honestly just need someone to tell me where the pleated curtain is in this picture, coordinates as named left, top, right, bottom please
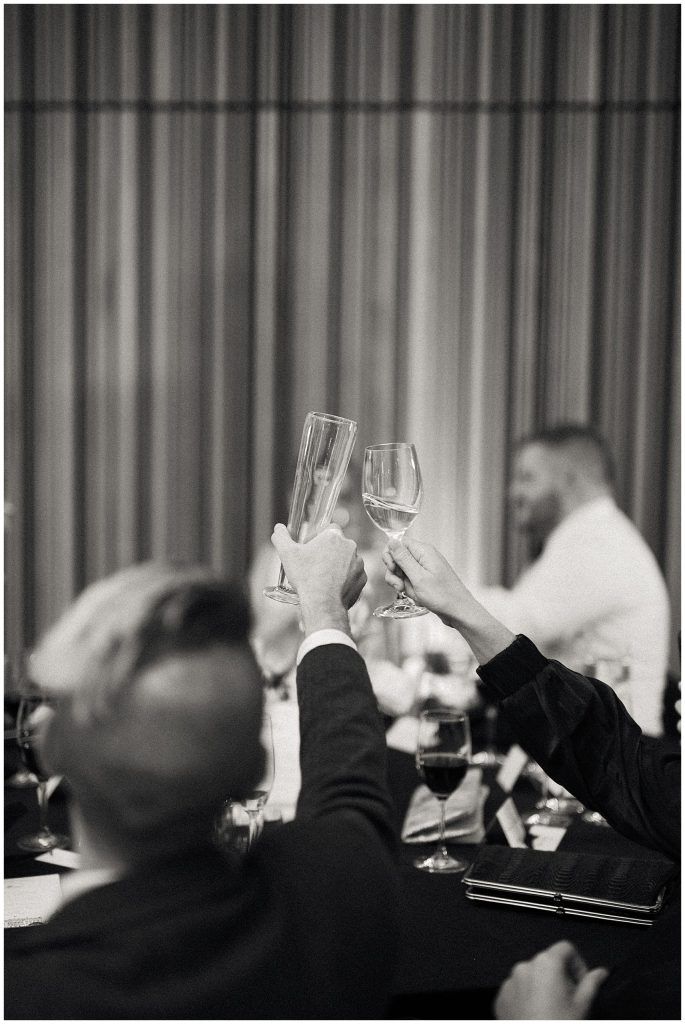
left=4, top=4, right=680, bottom=664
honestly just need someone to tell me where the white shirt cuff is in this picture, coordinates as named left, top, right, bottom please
left=296, top=629, right=358, bottom=665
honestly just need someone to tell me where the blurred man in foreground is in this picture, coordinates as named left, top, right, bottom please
left=384, top=536, right=679, bottom=1020
left=475, top=423, right=670, bottom=735
left=5, top=528, right=399, bottom=1019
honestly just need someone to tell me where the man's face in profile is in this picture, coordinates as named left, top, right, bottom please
left=509, top=443, right=563, bottom=539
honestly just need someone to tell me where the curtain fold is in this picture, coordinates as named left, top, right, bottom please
left=4, top=4, right=680, bottom=666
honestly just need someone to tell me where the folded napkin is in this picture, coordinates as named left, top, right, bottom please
left=402, top=767, right=487, bottom=844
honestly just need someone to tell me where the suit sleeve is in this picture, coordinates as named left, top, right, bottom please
left=478, top=635, right=680, bottom=861
left=295, top=643, right=396, bottom=856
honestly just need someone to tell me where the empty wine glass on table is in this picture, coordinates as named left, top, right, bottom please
left=524, top=766, right=573, bottom=828
left=580, top=655, right=632, bottom=827
left=15, top=696, right=68, bottom=853
left=362, top=442, right=428, bottom=619
left=240, top=713, right=275, bottom=851
left=414, top=709, right=472, bottom=873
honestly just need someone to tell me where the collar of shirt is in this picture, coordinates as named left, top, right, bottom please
left=296, top=629, right=357, bottom=665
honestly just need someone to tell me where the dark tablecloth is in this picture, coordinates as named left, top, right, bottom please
left=4, top=740, right=677, bottom=1019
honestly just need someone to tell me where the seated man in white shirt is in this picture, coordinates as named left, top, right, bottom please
left=474, top=423, right=670, bottom=736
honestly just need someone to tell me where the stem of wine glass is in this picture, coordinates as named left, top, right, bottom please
left=536, top=770, right=550, bottom=810
left=246, top=809, right=264, bottom=850
left=437, top=797, right=449, bottom=859
left=36, top=780, right=51, bottom=836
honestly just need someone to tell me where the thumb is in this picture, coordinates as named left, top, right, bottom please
left=387, top=539, right=422, bottom=576
left=271, top=522, right=295, bottom=551
left=573, top=967, right=609, bottom=1013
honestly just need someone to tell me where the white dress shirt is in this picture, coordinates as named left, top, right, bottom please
left=474, top=496, right=670, bottom=736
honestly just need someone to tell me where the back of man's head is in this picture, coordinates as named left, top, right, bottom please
left=30, top=563, right=264, bottom=862
left=520, top=423, right=615, bottom=490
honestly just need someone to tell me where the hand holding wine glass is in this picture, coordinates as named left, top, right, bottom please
left=414, top=709, right=472, bottom=873
left=15, top=695, right=68, bottom=853
left=362, top=443, right=428, bottom=618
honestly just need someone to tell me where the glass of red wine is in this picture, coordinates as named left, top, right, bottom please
left=15, top=696, right=68, bottom=853
left=414, top=709, right=472, bottom=873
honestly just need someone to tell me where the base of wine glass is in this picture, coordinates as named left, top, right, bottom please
left=263, top=585, right=299, bottom=605
left=17, top=830, right=69, bottom=853
left=525, top=808, right=572, bottom=828
left=471, top=749, right=504, bottom=768
left=414, top=848, right=468, bottom=873
left=374, top=598, right=429, bottom=619
left=6, top=768, right=38, bottom=789
left=581, top=810, right=610, bottom=827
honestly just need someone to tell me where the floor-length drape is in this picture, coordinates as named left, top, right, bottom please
left=5, top=4, right=680, bottom=667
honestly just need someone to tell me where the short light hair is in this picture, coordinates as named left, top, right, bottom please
left=31, top=563, right=262, bottom=858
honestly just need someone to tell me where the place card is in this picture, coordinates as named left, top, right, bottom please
left=4, top=874, right=62, bottom=928
left=529, top=824, right=566, bottom=851
left=36, top=848, right=81, bottom=869
left=496, top=744, right=529, bottom=794
left=495, top=796, right=528, bottom=848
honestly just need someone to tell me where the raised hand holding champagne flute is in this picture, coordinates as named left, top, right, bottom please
left=362, top=443, right=428, bottom=618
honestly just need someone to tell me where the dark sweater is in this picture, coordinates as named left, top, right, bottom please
left=478, top=634, right=680, bottom=1020
left=5, top=644, right=400, bottom=1019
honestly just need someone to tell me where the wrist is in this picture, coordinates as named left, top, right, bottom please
left=298, top=594, right=351, bottom=638
left=440, top=594, right=515, bottom=664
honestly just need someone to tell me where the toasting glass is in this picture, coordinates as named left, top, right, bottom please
left=362, top=442, right=428, bottom=618
left=414, top=709, right=472, bottom=873
left=265, top=412, right=358, bottom=604
left=15, top=696, right=68, bottom=852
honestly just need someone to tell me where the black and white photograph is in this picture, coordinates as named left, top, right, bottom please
left=4, top=4, right=681, bottom=1020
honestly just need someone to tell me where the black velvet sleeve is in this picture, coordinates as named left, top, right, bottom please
left=478, top=635, right=680, bottom=862
left=295, top=643, right=397, bottom=856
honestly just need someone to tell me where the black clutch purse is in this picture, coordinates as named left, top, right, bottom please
left=462, top=846, right=675, bottom=926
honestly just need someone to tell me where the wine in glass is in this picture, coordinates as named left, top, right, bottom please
left=414, top=709, right=472, bottom=873
left=15, top=696, right=68, bottom=853
left=239, top=713, right=275, bottom=851
left=362, top=442, right=429, bottom=618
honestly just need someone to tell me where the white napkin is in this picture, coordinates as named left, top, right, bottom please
left=4, top=874, right=62, bottom=927
left=402, top=767, right=487, bottom=844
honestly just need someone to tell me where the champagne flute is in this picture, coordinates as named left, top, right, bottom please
left=239, top=713, right=275, bottom=850
left=265, top=412, right=357, bottom=604
left=414, top=709, right=472, bottom=873
left=362, top=443, right=428, bottom=618
left=15, top=696, right=68, bottom=852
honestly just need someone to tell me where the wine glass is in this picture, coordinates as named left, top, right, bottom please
left=362, top=443, right=429, bottom=618
left=265, top=412, right=357, bottom=604
left=580, top=655, right=632, bottom=827
left=15, top=696, right=68, bottom=853
left=239, top=713, right=275, bottom=850
left=414, top=709, right=472, bottom=873
left=524, top=767, right=573, bottom=828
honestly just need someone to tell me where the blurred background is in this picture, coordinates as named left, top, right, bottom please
left=4, top=4, right=680, bottom=666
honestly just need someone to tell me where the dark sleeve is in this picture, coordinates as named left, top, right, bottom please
left=477, top=635, right=680, bottom=861
left=295, top=643, right=397, bottom=856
